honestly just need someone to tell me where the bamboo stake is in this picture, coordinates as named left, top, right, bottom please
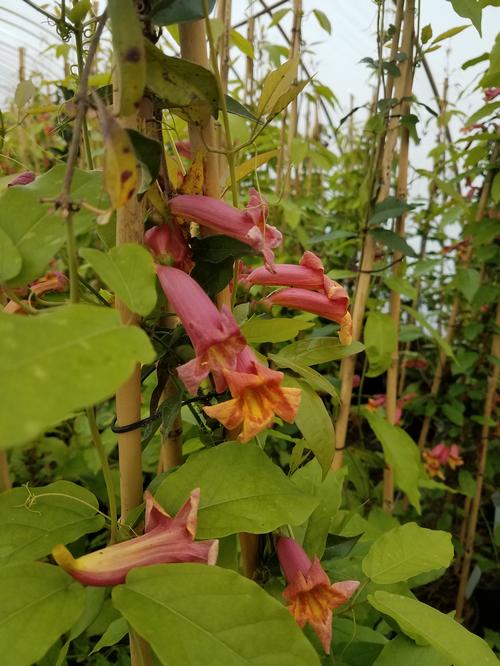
left=332, top=0, right=405, bottom=471
left=245, top=16, right=255, bottom=106
left=383, top=0, right=415, bottom=513
left=456, top=299, right=500, bottom=620
left=283, top=0, right=302, bottom=196
left=417, top=142, right=500, bottom=451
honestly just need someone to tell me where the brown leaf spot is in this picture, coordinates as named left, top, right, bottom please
left=121, top=170, right=133, bottom=183
left=125, top=47, right=142, bottom=63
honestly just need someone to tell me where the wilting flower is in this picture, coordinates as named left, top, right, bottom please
left=144, top=223, right=194, bottom=273
left=169, top=189, right=282, bottom=269
left=156, top=265, right=246, bottom=393
left=52, top=489, right=218, bottom=586
left=276, top=536, right=359, bottom=653
left=30, top=270, right=68, bottom=297
left=266, top=288, right=352, bottom=344
left=204, top=346, right=301, bottom=442
left=8, top=171, right=36, bottom=187
left=423, top=442, right=464, bottom=479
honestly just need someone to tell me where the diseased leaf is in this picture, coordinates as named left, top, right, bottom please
left=108, top=0, right=146, bottom=115
left=257, top=57, right=299, bottom=117
left=95, top=97, right=139, bottom=209
left=113, top=564, right=320, bottom=665
left=156, top=442, right=318, bottom=538
left=145, top=41, right=219, bottom=122
left=80, top=244, right=157, bottom=316
left=0, top=563, right=85, bottom=666
left=0, top=304, right=155, bottom=448
left=270, top=80, right=310, bottom=116
left=0, top=481, right=104, bottom=566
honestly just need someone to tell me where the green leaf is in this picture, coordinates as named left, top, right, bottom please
left=368, top=591, right=497, bottom=666
left=279, top=337, right=365, bottom=365
left=431, top=25, right=469, bottom=44
left=461, top=52, right=488, bottom=69
left=108, top=0, right=146, bottom=116
left=0, top=481, right=104, bottom=566
left=369, top=196, right=412, bottom=226
left=0, top=304, right=155, bottom=448
left=269, top=353, right=339, bottom=401
left=126, top=129, right=162, bottom=193
left=191, top=234, right=256, bottom=263
left=113, top=564, right=320, bottom=665
left=374, top=635, right=450, bottom=666
left=80, top=244, right=157, bottom=316
left=257, top=57, right=299, bottom=117
left=90, top=617, right=128, bottom=654
left=155, top=442, right=318, bottom=538
left=0, top=166, right=106, bottom=286
left=370, top=229, right=418, bottom=258
left=363, top=410, right=421, bottom=512
left=364, top=312, right=398, bottom=377
left=454, top=267, right=481, bottom=302
left=14, top=80, right=36, bottom=108
left=403, top=306, right=454, bottom=358
left=225, top=94, right=260, bottom=123
left=313, top=9, right=332, bottom=34
left=0, top=226, right=22, bottom=282
left=421, top=24, right=433, bottom=43
left=383, top=275, right=417, bottom=299
left=362, top=523, right=453, bottom=584
left=151, top=0, right=216, bottom=25
left=288, top=377, right=336, bottom=478
left=449, top=0, right=482, bottom=35
left=145, top=41, right=219, bottom=122
left=442, top=403, right=464, bottom=425
left=191, top=257, right=234, bottom=297
left=492, top=171, right=500, bottom=203
left=0, top=563, right=85, bottom=666
left=231, top=29, right=254, bottom=58
left=293, top=460, right=347, bottom=559
left=241, top=317, right=313, bottom=343
left=334, top=617, right=388, bottom=664
left=480, top=33, right=500, bottom=86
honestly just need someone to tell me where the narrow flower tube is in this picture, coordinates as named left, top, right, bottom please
left=52, top=489, right=218, bottom=586
left=203, top=346, right=301, bottom=442
left=169, top=188, right=282, bottom=269
left=243, top=251, right=328, bottom=290
left=276, top=536, right=359, bottom=653
left=156, top=265, right=246, bottom=393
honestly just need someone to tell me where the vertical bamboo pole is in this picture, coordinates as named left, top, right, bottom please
left=456, top=300, right=500, bottom=620
left=332, top=0, right=405, bottom=471
left=383, top=0, right=415, bottom=513
left=245, top=16, right=255, bottom=106
left=283, top=0, right=302, bottom=196
left=417, top=142, right=500, bottom=451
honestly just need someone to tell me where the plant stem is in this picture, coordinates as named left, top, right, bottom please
left=75, top=28, right=94, bottom=170
left=86, top=407, right=118, bottom=544
left=66, top=214, right=80, bottom=304
left=283, top=0, right=302, bottom=197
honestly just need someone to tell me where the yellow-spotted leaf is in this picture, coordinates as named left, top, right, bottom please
left=179, top=150, right=205, bottom=195
left=95, top=97, right=139, bottom=209
left=256, top=57, right=299, bottom=117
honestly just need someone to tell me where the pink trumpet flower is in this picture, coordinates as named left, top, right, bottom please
left=156, top=265, right=246, bottom=393
left=169, top=188, right=282, bottom=269
left=243, top=251, right=339, bottom=294
left=52, top=489, right=218, bottom=586
left=30, top=270, right=68, bottom=297
left=266, top=287, right=352, bottom=345
left=144, top=223, right=194, bottom=273
left=276, top=537, right=359, bottom=653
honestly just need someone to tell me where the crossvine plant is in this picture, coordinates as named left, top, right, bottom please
left=0, top=0, right=499, bottom=665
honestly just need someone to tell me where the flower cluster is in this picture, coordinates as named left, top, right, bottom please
left=423, top=442, right=464, bottom=479
left=365, top=392, right=415, bottom=425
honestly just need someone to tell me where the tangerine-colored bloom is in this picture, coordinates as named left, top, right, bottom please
left=169, top=189, right=282, bottom=269
left=144, top=223, right=194, bottom=273
left=156, top=265, right=246, bottom=393
left=203, top=346, right=301, bottom=442
left=30, top=270, right=68, bottom=297
left=52, top=489, right=218, bottom=586
left=276, top=536, right=359, bottom=653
